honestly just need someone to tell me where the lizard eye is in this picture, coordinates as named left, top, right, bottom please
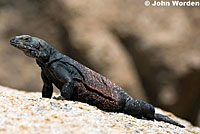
left=23, top=37, right=30, bottom=41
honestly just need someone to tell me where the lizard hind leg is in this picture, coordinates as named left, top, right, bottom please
left=123, top=99, right=155, bottom=120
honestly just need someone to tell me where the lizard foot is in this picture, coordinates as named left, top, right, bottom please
left=53, top=95, right=66, bottom=100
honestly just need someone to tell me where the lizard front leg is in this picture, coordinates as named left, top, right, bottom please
left=41, top=71, right=53, bottom=98
left=58, top=79, right=73, bottom=100
left=51, top=62, right=74, bottom=100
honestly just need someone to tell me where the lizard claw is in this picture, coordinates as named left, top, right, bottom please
left=53, top=95, right=66, bottom=100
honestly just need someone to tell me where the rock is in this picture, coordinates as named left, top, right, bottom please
left=0, top=85, right=199, bottom=134
left=0, top=0, right=200, bottom=126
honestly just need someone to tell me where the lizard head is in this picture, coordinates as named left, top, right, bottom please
left=10, top=35, right=52, bottom=60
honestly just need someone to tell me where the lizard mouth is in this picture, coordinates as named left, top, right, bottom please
left=10, top=37, right=27, bottom=49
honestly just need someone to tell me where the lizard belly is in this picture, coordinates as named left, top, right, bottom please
left=71, top=81, right=124, bottom=111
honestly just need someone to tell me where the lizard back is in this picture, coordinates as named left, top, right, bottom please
left=60, top=55, right=129, bottom=110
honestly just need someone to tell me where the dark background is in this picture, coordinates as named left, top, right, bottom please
left=0, top=0, right=199, bottom=126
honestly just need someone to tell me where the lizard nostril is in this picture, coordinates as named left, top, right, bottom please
left=10, top=37, right=16, bottom=45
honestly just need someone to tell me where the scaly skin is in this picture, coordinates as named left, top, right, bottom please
left=10, top=35, right=185, bottom=128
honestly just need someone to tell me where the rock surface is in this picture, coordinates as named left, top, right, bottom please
left=0, top=0, right=200, bottom=125
left=0, top=85, right=199, bottom=134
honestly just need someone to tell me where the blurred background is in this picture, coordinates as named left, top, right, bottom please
left=0, top=0, right=200, bottom=126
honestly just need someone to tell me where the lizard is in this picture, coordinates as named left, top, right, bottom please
left=10, top=35, right=185, bottom=128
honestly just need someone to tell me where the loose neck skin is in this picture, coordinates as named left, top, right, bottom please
left=36, top=45, right=60, bottom=67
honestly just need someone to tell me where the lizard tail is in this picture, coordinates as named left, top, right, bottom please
left=154, top=113, right=185, bottom=128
